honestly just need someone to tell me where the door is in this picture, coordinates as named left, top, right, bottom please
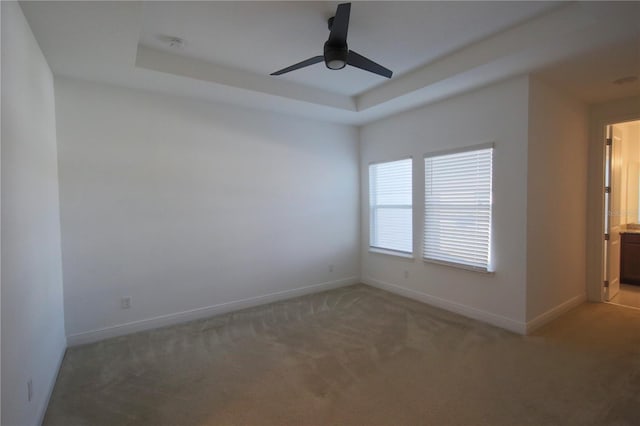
left=605, top=126, right=622, bottom=301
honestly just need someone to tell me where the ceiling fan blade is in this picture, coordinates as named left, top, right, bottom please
left=328, top=3, right=351, bottom=44
left=270, top=56, right=324, bottom=76
left=347, top=50, right=393, bottom=78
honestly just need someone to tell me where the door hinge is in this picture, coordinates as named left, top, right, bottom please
left=604, top=280, right=609, bottom=288
left=606, top=137, right=613, bottom=146
left=604, top=233, right=610, bottom=241
left=605, top=186, right=611, bottom=193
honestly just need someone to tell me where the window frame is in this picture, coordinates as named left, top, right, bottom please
left=423, top=143, right=494, bottom=273
left=368, top=157, right=414, bottom=258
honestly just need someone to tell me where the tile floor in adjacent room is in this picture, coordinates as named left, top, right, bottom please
left=609, top=283, right=640, bottom=309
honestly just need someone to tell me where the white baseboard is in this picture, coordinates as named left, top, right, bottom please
left=67, top=277, right=359, bottom=346
left=525, top=293, right=586, bottom=334
left=38, top=340, right=67, bottom=426
left=363, top=277, right=527, bottom=334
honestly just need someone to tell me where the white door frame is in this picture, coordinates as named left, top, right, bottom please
left=604, top=124, right=623, bottom=301
left=587, top=105, right=640, bottom=302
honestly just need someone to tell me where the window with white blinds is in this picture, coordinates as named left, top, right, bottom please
left=369, top=158, right=413, bottom=255
left=424, top=146, right=493, bottom=271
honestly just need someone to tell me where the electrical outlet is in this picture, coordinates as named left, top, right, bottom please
left=121, top=296, right=132, bottom=309
left=404, top=270, right=409, bottom=279
left=27, top=379, right=33, bottom=402
left=329, top=264, right=334, bottom=273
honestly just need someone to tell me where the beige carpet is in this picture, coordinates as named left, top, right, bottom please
left=44, top=284, right=640, bottom=426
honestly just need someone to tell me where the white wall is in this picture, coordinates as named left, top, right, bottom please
left=360, top=76, right=530, bottom=332
left=54, top=77, right=360, bottom=344
left=613, top=120, right=640, bottom=225
left=587, top=96, right=640, bottom=301
left=526, top=78, right=588, bottom=327
left=1, top=2, right=67, bottom=425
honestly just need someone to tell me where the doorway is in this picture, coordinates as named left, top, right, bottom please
left=604, top=119, right=640, bottom=309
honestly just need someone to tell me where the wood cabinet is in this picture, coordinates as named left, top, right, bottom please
left=621, top=232, right=640, bottom=285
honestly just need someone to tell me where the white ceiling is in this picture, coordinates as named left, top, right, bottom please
left=139, top=1, right=557, bottom=96
left=19, top=1, right=640, bottom=125
left=535, top=35, right=640, bottom=104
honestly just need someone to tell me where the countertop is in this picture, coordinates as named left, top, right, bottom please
left=620, top=227, right=640, bottom=234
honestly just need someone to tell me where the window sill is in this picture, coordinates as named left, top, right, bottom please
left=368, top=247, right=414, bottom=260
left=423, top=258, right=495, bottom=274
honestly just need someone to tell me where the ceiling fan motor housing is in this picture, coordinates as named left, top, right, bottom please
left=324, top=41, right=348, bottom=70
left=271, top=3, right=392, bottom=78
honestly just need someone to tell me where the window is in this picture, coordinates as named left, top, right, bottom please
left=369, top=158, right=413, bottom=255
left=424, top=146, right=493, bottom=271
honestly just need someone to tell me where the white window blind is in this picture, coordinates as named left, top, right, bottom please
left=424, top=147, right=493, bottom=271
left=369, top=158, right=413, bottom=254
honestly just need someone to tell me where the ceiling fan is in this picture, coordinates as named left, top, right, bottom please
left=271, top=3, right=393, bottom=79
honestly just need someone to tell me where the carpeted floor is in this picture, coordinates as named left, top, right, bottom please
left=44, top=284, right=640, bottom=426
